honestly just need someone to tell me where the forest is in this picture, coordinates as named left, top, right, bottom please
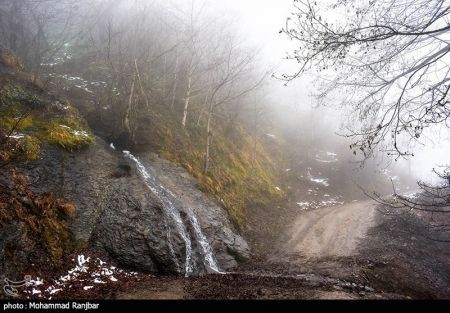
left=0, top=0, right=449, bottom=302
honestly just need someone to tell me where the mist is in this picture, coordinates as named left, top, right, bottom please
left=0, top=0, right=449, bottom=301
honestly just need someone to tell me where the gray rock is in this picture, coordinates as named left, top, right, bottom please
left=18, top=138, right=249, bottom=275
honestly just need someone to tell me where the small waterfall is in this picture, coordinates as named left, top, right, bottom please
left=187, top=207, right=221, bottom=272
left=123, top=151, right=220, bottom=275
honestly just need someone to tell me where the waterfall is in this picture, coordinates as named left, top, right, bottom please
left=123, top=151, right=220, bottom=275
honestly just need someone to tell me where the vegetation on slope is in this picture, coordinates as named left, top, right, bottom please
left=0, top=169, right=77, bottom=267
left=0, top=51, right=92, bottom=276
left=0, top=82, right=94, bottom=160
left=146, top=105, right=283, bottom=226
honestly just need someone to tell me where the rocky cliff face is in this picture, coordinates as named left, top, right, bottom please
left=19, top=139, right=249, bottom=275
left=0, top=50, right=249, bottom=281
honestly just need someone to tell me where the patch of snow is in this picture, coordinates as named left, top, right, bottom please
left=315, top=150, right=339, bottom=163
left=9, top=133, right=25, bottom=140
left=110, top=143, right=116, bottom=150
left=309, top=177, right=330, bottom=187
left=265, top=133, right=276, bottom=139
left=101, top=268, right=113, bottom=276
left=30, top=278, right=44, bottom=286
left=23, top=255, right=137, bottom=299
left=78, top=255, right=89, bottom=267
left=296, top=196, right=344, bottom=211
left=72, top=130, right=89, bottom=137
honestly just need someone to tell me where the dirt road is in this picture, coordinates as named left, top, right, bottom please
left=282, top=200, right=377, bottom=259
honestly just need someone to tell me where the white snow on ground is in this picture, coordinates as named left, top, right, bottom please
left=307, top=171, right=330, bottom=187
left=110, top=143, right=116, bottom=150
left=296, top=197, right=344, bottom=211
left=48, top=74, right=108, bottom=95
left=30, top=278, right=44, bottom=286
left=22, top=255, right=138, bottom=298
left=309, top=177, right=330, bottom=187
left=72, top=130, right=89, bottom=137
left=265, top=133, right=276, bottom=138
left=58, top=125, right=90, bottom=138
left=9, top=133, right=25, bottom=140
left=315, top=151, right=339, bottom=163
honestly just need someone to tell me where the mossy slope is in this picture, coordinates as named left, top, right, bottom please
left=0, top=69, right=94, bottom=163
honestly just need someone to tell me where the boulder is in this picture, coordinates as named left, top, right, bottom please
left=19, top=138, right=249, bottom=274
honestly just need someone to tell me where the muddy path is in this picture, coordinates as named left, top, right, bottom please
left=112, top=199, right=448, bottom=300
left=278, top=200, right=377, bottom=259
left=264, top=198, right=450, bottom=299
left=115, top=272, right=394, bottom=300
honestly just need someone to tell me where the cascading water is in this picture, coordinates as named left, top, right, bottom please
left=123, top=151, right=220, bottom=275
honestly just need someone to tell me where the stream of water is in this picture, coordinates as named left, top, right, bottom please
left=123, top=151, right=220, bottom=275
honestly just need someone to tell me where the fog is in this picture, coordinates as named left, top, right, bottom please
left=2, top=0, right=449, bottom=183
left=1, top=0, right=449, bottom=297
left=189, top=0, right=450, bottom=184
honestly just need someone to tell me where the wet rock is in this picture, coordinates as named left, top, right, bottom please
left=18, top=138, right=249, bottom=275
left=142, top=152, right=250, bottom=270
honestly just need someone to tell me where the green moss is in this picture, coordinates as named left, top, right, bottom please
left=38, top=120, right=94, bottom=151
left=0, top=115, right=33, bottom=131
left=21, top=136, right=41, bottom=160
left=41, top=217, right=75, bottom=265
left=0, top=82, right=94, bottom=154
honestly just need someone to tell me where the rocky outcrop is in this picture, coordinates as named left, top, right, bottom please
left=142, top=152, right=250, bottom=269
left=20, top=138, right=249, bottom=274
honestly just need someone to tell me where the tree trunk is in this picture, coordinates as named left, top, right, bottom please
left=124, top=73, right=136, bottom=141
left=182, top=75, right=192, bottom=128
left=170, top=55, right=178, bottom=110
left=134, top=59, right=149, bottom=108
left=204, top=108, right=213, bottom=174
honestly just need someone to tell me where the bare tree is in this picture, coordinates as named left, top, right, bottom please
left=281, top=0, right=450, bottom=160
left=0, top=0, right=86, bottom=71
left=281, top=0, right=450, bottom=226
left=203, top=41, right=266, bottom=173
